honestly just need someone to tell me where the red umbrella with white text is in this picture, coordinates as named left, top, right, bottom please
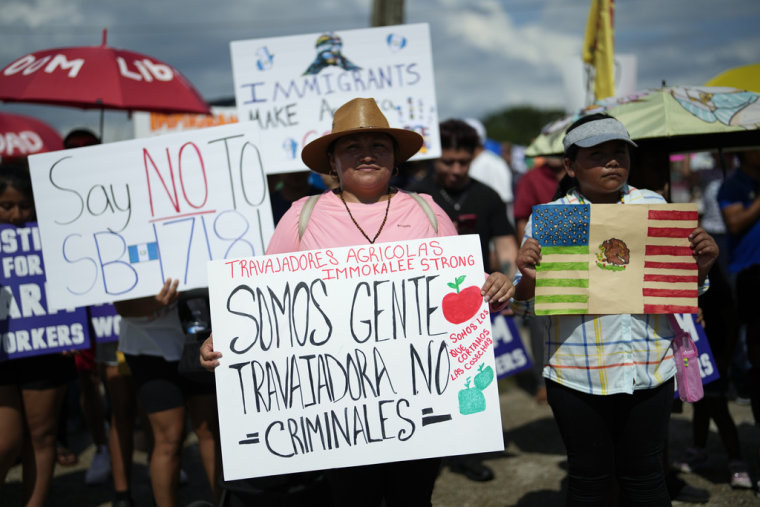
left=0, top=30, right=210, bottom=137
left=0, top=111, right=63, bottom=160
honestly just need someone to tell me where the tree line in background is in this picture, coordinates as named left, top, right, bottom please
left=482, top=105, right=566, bottom=146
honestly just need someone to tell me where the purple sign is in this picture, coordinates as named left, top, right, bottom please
left=1, top=223, right=91, bottom=360
left=88, top=303, right=121, bottom=343
left=491, top=313, right=532, bottom=379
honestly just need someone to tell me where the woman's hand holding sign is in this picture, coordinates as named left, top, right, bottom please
left=200, top=334, right=221, bottom=371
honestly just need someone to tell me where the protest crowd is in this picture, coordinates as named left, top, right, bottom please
left=2, top=20, right=760, bottom=507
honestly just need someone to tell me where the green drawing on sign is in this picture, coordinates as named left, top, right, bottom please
left=474, top=363, right=494, bottom=391
left=458, top=377, right=486, bottom=415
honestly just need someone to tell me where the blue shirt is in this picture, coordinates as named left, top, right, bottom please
left=717, top=168, right=760, bottom=272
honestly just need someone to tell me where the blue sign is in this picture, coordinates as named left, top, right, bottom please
left=1, top=223, right=91, bottom=360
left=491, top=313, right=532, bottom=379
left=88, top=303, right=121, bottom=343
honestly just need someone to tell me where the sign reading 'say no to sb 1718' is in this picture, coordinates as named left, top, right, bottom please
left=27, top=123, right=276, bottom=310
left=208, top=235, right=504, bottom=480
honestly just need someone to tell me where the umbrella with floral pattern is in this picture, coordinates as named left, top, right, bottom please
left=526, top=86, right=760, bottom=157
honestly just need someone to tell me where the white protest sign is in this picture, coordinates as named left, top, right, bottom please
left=230, top=23, right=440, bottom=173
left=208, top=235, right=503, bottom=480
left=28, top=123, right=275, bottom=309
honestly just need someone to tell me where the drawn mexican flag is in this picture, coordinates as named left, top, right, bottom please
left=531, top=203, right=698, bottom=315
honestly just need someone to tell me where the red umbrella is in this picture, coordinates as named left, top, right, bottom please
left=0, top=30, right=210, bottom=136
left=0, top=111, right=63, bottom=159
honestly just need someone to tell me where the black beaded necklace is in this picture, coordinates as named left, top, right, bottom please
left=339, top=189, right=391, bottom=244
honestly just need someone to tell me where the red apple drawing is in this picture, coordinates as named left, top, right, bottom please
left=442, top=275, right=483, bottom=324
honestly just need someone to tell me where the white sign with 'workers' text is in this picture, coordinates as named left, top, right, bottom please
left=208, top=234, right=504, bottom=480
left=230, top=23, right=440, bottom=173
left=28, top=123, right=275, bottom=309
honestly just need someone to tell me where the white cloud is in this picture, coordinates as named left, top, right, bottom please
left=2, top=0, right=86, bottom=27
left=439, top=2, right=580, bottom=68
left=1, top=0, right=758, bottom=138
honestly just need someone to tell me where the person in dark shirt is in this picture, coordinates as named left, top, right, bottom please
left=268, top=171, right=324, bottom=225
left=409, top=119, right=518, bottom=277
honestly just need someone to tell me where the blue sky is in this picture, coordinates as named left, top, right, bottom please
left=1, top=0, right=758, bottom=141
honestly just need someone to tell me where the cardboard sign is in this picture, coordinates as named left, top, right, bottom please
left=1, top=223, right=90, bottom=359
left=27, top=123, right=276, bottom=309
left=491, top=314, right=532, bottom=379
left=532, top=203, right=699, bottom=315
left=208, top=235, right=503, bottom=480
left=230, top=23, right=440, bottom=173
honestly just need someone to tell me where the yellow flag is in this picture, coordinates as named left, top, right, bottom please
left=583, top=0, right=615, bottom=100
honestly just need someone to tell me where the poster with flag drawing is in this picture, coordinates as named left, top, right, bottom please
left=532, top=203, right=698, bottom=315
left=230, top=23, right=440, bottom=173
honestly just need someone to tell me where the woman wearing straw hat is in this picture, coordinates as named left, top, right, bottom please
left=201, top=97, right=513, bottom=506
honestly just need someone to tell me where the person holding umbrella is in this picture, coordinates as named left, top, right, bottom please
left=513, top=113, right=718, bottom=504
left=200, top=97, right=514, bottom=506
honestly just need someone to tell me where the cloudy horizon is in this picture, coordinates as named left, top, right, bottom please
left=1, top=0, right=757, bottom=142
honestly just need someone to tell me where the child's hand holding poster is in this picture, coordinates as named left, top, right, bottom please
left=531, top=203, right=699, bottom=315
left=207, top=234, right=504, bottom=480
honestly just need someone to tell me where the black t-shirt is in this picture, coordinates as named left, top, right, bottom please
left=409, top=176, right=515, bottom=270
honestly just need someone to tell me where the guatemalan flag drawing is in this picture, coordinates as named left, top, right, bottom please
left=531, top=203, right=698, bottom=315
left=128, top=242, right=159, bottom=263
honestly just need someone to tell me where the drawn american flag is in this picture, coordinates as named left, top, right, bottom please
left=532, top=203, right=698, bottom=315
left=642, top=208, right=699, bottom=313
left=532, top=204, right=590, bottom=315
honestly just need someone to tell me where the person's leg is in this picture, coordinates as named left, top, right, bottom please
left=21, top=385, right=67, bottom=507
left=735, top=267, right=760, bottom=481
left=125, top=354, right=186, bottom=507
left=546, top=379, right=616, bottom=506
left=54, top=382, right=78, bottom=467
left=0, top=384, right=24, bottom=481
left=671, top=397, right=710, bottom=473
left=691, top=398, right=710, bottom=448
left=186, top=391, right=221, bottom=501
left=79, top=355, right=113, bottom=485
left=79, top=366, right=109, bottom=448
left=614, top=379, right=673, bottom=506
left=146, top=406, right=185, bottom=507
left=104, top=363, right=137, bottom=495
left=703, top=396, right=741, bottom=460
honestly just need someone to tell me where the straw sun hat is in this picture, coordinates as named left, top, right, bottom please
left=301, top=97, right=424, bottom=174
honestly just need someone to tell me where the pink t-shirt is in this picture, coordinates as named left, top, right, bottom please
left=266, top=190, right=458, bottom=254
